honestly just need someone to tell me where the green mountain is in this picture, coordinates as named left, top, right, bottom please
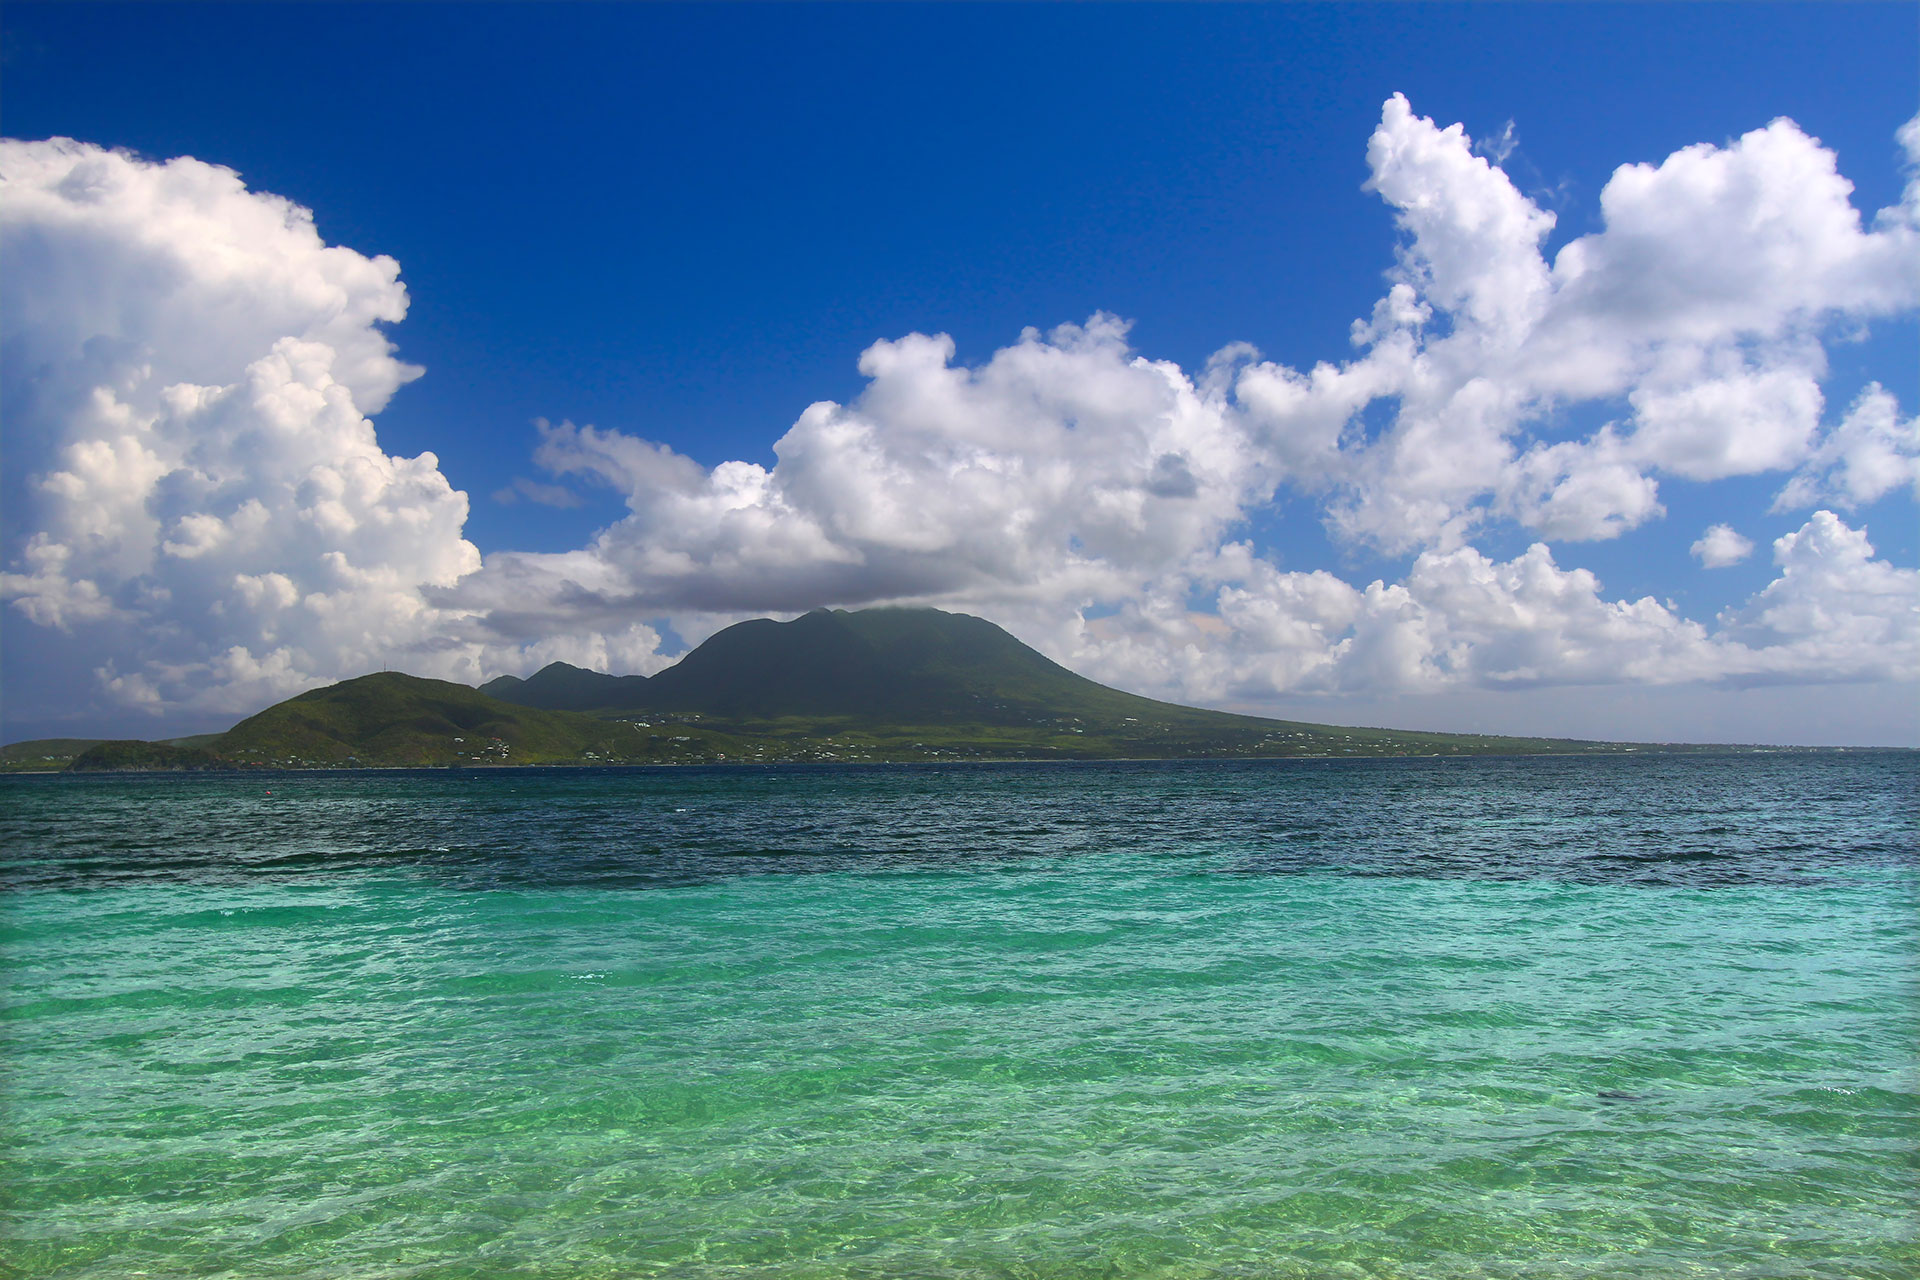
left=47, top=606, right=1696, bottom=771
left=478, top=662, right=648, bottom=713
left=474, top=607, right=1647, bottom=762
left=486, top=607, right=1185, bottom=722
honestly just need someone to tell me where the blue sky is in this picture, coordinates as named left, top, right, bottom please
left=2, top=3, right=1916, bottom=744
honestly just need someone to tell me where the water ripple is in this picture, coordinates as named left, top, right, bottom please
left=2, top=755, right=1916, bottom=1278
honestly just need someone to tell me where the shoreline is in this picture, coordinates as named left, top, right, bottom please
left=7, top=743, right=1904, bottom=779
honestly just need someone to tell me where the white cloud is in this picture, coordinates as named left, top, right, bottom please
left=1239, top=98, right=1920, bottom=551
left=1547, top=118, right=1918, bottom=345
left=3, top=104, right=1917, bottom=739
left=1102, top=541, right=1719, bottom=700
left=1472, top=119, right=1519, bottom=167
left=0, top=139, right=419, bottom=429
left=1691, top=524, right=1754, bottom=569
left=1365, top=94, right=1557, bottom=344
left=1626, top=359, right=1824, bottom=481
left=467, top=316, right=1268, bottom=621
left=0, top=140, right=494, bottom=718
left=1719, top=511, right=1920, bottom=682
left=1774, top=383, right=1920, bottom=511
left=1055, top=511, right=1912, bottom=709
left=1496, top=430, right=1665, bottom=543
left=492, top=474, right=587, bottom=509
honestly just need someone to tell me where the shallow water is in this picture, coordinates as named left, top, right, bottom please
left=3, top=755, right=1915, bottom=1278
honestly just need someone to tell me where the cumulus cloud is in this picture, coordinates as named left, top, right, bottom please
left=1691, top=524, right=1755, bottom=569
left=1239, top=96, right=1920, bottom=551
left=4, top=100, right=1917, bottom=735
left=1720, top=512, right=1920, bottom=681
left=1056, top=510, right=1912, bottom=707
left=0, top=139, right=489, bottom=717
left=1773, top=384, right=1920, bottom=511
left=459, top=318, right=1265, bottom=623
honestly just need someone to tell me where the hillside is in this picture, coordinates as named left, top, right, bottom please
left=60, top=740, right=224, bottom=772
left=2, top=739, right=107, bottom=772
left=50, top=672, right=769, bottom=770
left=4, top=735, right=225, bottom=772
left=204, top=672, right=653, bottom=767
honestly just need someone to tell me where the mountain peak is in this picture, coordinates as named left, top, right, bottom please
left=482, top=606, right=1102, bottom=723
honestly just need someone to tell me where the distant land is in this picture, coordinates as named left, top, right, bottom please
left=0, top=608, right=1847, bottom=772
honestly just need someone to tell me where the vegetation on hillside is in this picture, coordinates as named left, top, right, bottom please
left=2, top=739, right=107, bottom=772
left=212, top=672, right=653, bottom=767
left=66, top=740, right=224, bottom=772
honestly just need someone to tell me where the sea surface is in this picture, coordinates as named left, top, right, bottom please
left=2, top=754, right=1915, bottom=1280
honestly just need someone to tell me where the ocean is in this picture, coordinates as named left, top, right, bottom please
left=2, top=754, right=1914, bottom=1279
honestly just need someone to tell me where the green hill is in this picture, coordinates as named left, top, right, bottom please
left=2, top=738, right=108, bottom=771
left=208, top=672, right=657, bottom=767
left=50, top=672, right=761, bottom=770
left=6, top=736, right=224, bottom=772
left=64, top=740, right=224, bottom=772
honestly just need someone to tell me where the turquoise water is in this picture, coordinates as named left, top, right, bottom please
left=3, top=756, right=1915, bottom=1279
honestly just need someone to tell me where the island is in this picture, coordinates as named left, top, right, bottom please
left=6, top=606, right=1764, bottom=771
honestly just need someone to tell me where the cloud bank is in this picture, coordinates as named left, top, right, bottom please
left=3, top=98, right=1917, bottom=738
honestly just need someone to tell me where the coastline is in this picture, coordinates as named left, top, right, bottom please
left=8, top=742, right=1901, bottom=779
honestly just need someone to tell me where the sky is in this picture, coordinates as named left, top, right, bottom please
left=2, top=2, right=1916, bottom=746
